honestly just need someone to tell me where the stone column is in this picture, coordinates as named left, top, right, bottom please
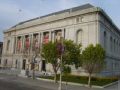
left=22, top=35, right=25, bottom=54
left=61, top=29, right=64, bottom=38
left=15, top=36, right=18, bottom=54
left=41, top=32, right=43, bottom=45
left=21, top=35, right=24, bottom=54
left=30, top=34, right=33, bottom=54
left=13, top=36, right=16, bottom=54
left=28, top=34, right=31, bottom=54
left=51, top=31, right=55, bottom=42
left=49, top=31, right=51, bottom=41
left=38, top=33, right=40, bottom=47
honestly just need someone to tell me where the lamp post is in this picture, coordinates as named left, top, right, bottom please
left=59, top=53, right=62, bottom=90
left=58, top=37, right=64, bottom=90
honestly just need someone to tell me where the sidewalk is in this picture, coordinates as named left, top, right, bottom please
left=0, top=69, right=119, bottom=90
left=0, top=73, right=101, bottom=90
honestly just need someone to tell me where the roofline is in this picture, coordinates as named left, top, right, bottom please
left=96, top=7, right=120, bottom=35
left=4, top=4, right=94, bottom=33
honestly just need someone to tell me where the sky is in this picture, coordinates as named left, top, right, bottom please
left=0, top=0, right=120, bottom=41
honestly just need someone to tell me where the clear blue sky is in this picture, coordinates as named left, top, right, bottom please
left=0, top=0, right=120, bottom=41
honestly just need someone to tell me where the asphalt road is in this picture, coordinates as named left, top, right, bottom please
left=0, top=74, right=119, bottom=90
left=0, top=74, right=55, bottom=90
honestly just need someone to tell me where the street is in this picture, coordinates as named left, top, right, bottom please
left=0, top=74, right=56, bottom=90
left=0, top=74, right=119, bottom=90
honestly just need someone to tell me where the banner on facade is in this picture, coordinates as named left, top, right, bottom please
left=33, top=34, right=39, bottom=51
left=43, top=32, right=49, bottom=44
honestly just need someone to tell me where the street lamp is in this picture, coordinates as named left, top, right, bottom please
left=57, top=37, right=64, bottom=90
left=59, top=53, right=63, bottom=90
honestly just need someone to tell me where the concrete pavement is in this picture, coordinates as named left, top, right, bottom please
left=0, top=73, right=101, bottom=90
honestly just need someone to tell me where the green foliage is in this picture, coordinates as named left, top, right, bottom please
left=42, top=40, right=82, bottom=72
left=40, top=75, right=118, bottom=86
left=42, top=40, right=82, bottom=82
left=81, top=44, right=106, bottom=87
left=63, top=40, right=82, bottom=68
left=82, top=44, right=106, bottom=74
left=42, top=41, right=58, bottom=64
left=63, top=66, right=71, bottom=75
left=42, top=41, right=59, bottom=82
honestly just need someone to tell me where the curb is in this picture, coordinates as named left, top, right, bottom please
left=36, top=78, right=103, bottom=88
left=1, top=72, right=118, bottom=89
left=102, top=80, right=119, bottom=88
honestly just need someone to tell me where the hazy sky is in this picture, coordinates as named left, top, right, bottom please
left=0, top=0, right=120, bottom=41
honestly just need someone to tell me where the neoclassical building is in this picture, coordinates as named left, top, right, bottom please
left=1, top=4, right=120, bottom=76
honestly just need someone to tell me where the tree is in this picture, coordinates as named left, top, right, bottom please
left=42, top=40, right=82, bottom=83
left=63, top=40, right=81, bottom=69
left=81, top=44, right=105, bottom=87
left=42, top=41, right=58, bottom=83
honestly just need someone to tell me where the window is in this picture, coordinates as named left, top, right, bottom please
left=76, top=16, right=83, bottom=23
left=76, top=30, right=82, bottom=44
left=114, top=39, right=115, bottom=52
left=16, top=60, right=18, bottom=68
left=0, top=59, right=1, bottom=64
left=110, top=37, right=113, bottom=52
left=116, top=40, right=118, bottom=53
left=4, top=59, right=7, bottom=66
left=64, top=28, right=66, bottom=39
left=119, top=43, right=120, bottom=53
left=104, top=31, right=107, bottom=49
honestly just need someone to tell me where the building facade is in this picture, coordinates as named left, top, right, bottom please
left=1, top=4, right=120, bottom=76
left=0, top=42, right=3, bottom=68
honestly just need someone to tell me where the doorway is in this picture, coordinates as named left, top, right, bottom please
left=41, top=60, right=46, bottom=71
left=22, top=59, right=26, bottom=70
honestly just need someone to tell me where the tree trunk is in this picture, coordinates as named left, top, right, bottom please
left=32, top=68, right=35, bottom=79
left=88, top=73, right=92, bottom=87
left=32, top=63, right=35, bottom=80
left=54, top=72, right=57, bottom=83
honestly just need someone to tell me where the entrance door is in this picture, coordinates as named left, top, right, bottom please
left=22, top=59, right=26, bottom=70
left=15, top=60, right=18, bottom=68
left=41, top=60, right=46, bottom=71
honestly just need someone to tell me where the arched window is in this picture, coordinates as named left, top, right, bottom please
left=76, top=30, right=82, bottom=44
left=104, top=31, right=107, bottom=49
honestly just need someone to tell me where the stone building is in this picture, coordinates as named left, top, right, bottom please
left=0, top=42, right=3, bottom=68
left=1, top=4, right=120, bottom=76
